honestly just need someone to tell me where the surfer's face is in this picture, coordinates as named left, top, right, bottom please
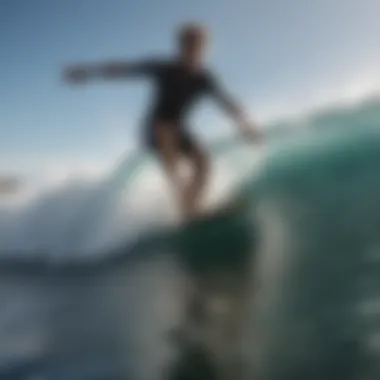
left=178, top=24, right=208, bottom=66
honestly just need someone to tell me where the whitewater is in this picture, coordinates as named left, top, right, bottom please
left=0, top=134, right=263, bottom=260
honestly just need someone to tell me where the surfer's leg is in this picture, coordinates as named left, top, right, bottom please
left=181, top=138, right=210, bottom=218
left=148, top=121, right=208, bottom=219
left=152, top=121, right=185, bottom=209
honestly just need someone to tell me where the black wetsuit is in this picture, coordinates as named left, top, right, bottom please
left=123, top=59, right=235, bottom=155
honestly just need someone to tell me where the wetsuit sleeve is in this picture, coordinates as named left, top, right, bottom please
left=118, top=60, right=164, bottom=76
left=205, top=72, right=242, bottom=116
left=94, top=59, right=165, bottom=79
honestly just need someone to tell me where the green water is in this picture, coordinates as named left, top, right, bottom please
left=243, top=120, right=380, bottom=379
left=175, top=204, right=255, bottom=275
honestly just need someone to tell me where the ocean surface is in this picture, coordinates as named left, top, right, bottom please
left=1, top=96, right=380, bottom=379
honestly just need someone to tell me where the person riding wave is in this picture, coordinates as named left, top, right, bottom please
left=64, top=22, right=261, bottom=220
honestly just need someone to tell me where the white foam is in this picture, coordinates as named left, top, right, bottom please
left=0, top=141, right=260, bottom=260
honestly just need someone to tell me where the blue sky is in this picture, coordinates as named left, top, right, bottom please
left=1, top=0, right=380, bottom=181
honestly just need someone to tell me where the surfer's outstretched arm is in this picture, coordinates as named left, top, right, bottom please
left=207, top=74, right=261, bottom=141
left=63, top=60, right=161, bottom=83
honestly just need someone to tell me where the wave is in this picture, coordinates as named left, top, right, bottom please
left=1, top=95, right=379, bottom=263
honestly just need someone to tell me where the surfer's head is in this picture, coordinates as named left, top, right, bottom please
left=177, top=22, right=209, bottom=67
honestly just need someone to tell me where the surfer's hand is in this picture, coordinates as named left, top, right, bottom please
left=240, top=122, right=262, bottom=144
left=64, top=66, right=89, bottom=84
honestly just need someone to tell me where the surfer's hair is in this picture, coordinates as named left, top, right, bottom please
left=177, top=22, right=208, bottom=46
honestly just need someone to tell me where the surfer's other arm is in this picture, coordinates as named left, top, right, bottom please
left=64, top=60, right=161, bottom=83
left=207, top=73, right=261, bottom=141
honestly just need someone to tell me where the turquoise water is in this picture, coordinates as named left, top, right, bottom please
left=243, top=107, right=380, bottom=379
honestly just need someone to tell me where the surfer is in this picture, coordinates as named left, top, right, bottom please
left=64, top=22, right=260, bottom=220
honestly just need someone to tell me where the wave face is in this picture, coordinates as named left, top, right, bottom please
left=242, top=103, right=380, bottom=379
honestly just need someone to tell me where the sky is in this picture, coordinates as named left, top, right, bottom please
left=1, top=0, right=380, bottom=183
